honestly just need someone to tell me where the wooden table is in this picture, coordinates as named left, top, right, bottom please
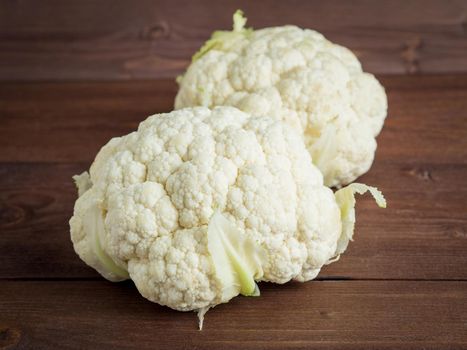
left=1, top=1, right=466, bottom=349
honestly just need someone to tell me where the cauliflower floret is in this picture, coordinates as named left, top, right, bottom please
left=70, top=106, right=385, bottom=318
left=175, top=11, right=387, bottom=187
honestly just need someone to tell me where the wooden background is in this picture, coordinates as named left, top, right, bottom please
left=2, top=0, right=467, bottom=80
left=1, top=1, right=466, bottom=349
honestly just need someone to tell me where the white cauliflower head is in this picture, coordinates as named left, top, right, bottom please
left=69, top=106, right=385, bottom=317
left=175, top=11, right=388, bottom=187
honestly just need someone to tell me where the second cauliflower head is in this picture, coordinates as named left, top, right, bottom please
left=175, top=11, right=388, bottom=187
left=69, top=106, right=384, bottom=320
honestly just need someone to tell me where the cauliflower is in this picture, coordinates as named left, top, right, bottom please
left=69, top=106, right=385, bottom=328
left=175, top=11, right=388, bottom=187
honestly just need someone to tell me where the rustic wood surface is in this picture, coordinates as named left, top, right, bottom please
left=1, top=0, right=467, bottom=348
left=1, top=281, right=466, bottom=349
left=1, top=75, right=466, bottom=348
left=1, top=0, right=467, bottom=81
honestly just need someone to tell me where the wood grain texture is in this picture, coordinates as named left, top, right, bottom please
left=1, top=74, right=467, bottom=348
left=1, top=75, right=467, bottom=163
left=0, top=75, right=466, bottom=283
left=1, top=159, right=466, bottom=280
left=1, top=0, right=467, bottom=81
left=1, top=280, right=466, bottom=349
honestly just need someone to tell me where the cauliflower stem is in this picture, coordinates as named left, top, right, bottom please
left=82, top=202, right=129, bottom=281
left=192, top=10, right=252, bottom=62
left=207, top=212, right=265, bottom=301
left=333, top=183, right=386, bottom=258
left=197, top=212, right=265, bottom=330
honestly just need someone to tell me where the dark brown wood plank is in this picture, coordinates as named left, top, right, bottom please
left=1, top=75, right=467, bottom=163
left=1, top=159, right=466, bottom=280
left=0, top=80, right=177, bottom=163
left=0, top=280, right=466, bottom=349
left=1, top=0, right=467, bottom=81
left=0, top=76, right=466, bottom=280
left=0, top=163, right=89, bottom=279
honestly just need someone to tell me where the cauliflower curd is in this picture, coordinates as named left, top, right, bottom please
left=175, top=11, right=387, bottom=187
left=70, top=107, right=385, bottom=327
